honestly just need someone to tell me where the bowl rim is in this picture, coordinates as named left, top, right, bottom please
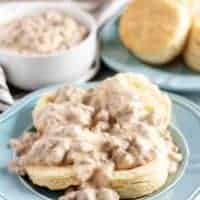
left=0, top=2, right=97, bottom=58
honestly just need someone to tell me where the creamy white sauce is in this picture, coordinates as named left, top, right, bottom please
left=0, top=10, right=88, bottom=54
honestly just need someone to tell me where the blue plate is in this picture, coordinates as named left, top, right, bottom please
left=100, top=18, right=200, bottom=92
left=0, top=83, right=199, bottom=200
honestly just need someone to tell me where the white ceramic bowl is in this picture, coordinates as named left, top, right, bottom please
left=0, top=2, right=97, bottom=90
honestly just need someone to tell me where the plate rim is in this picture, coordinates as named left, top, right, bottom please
left=0, top=82, right=194, bottom=200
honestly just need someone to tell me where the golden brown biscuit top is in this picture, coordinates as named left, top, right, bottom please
left=120, top=0, right=182, bottom=53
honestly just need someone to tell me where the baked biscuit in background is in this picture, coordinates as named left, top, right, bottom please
left=119, top=0, right=191, bottom=65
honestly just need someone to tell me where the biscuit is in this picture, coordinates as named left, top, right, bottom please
left=119, top=0, right=191, bottom=65
left=25, top=157, right=168, bottom=199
